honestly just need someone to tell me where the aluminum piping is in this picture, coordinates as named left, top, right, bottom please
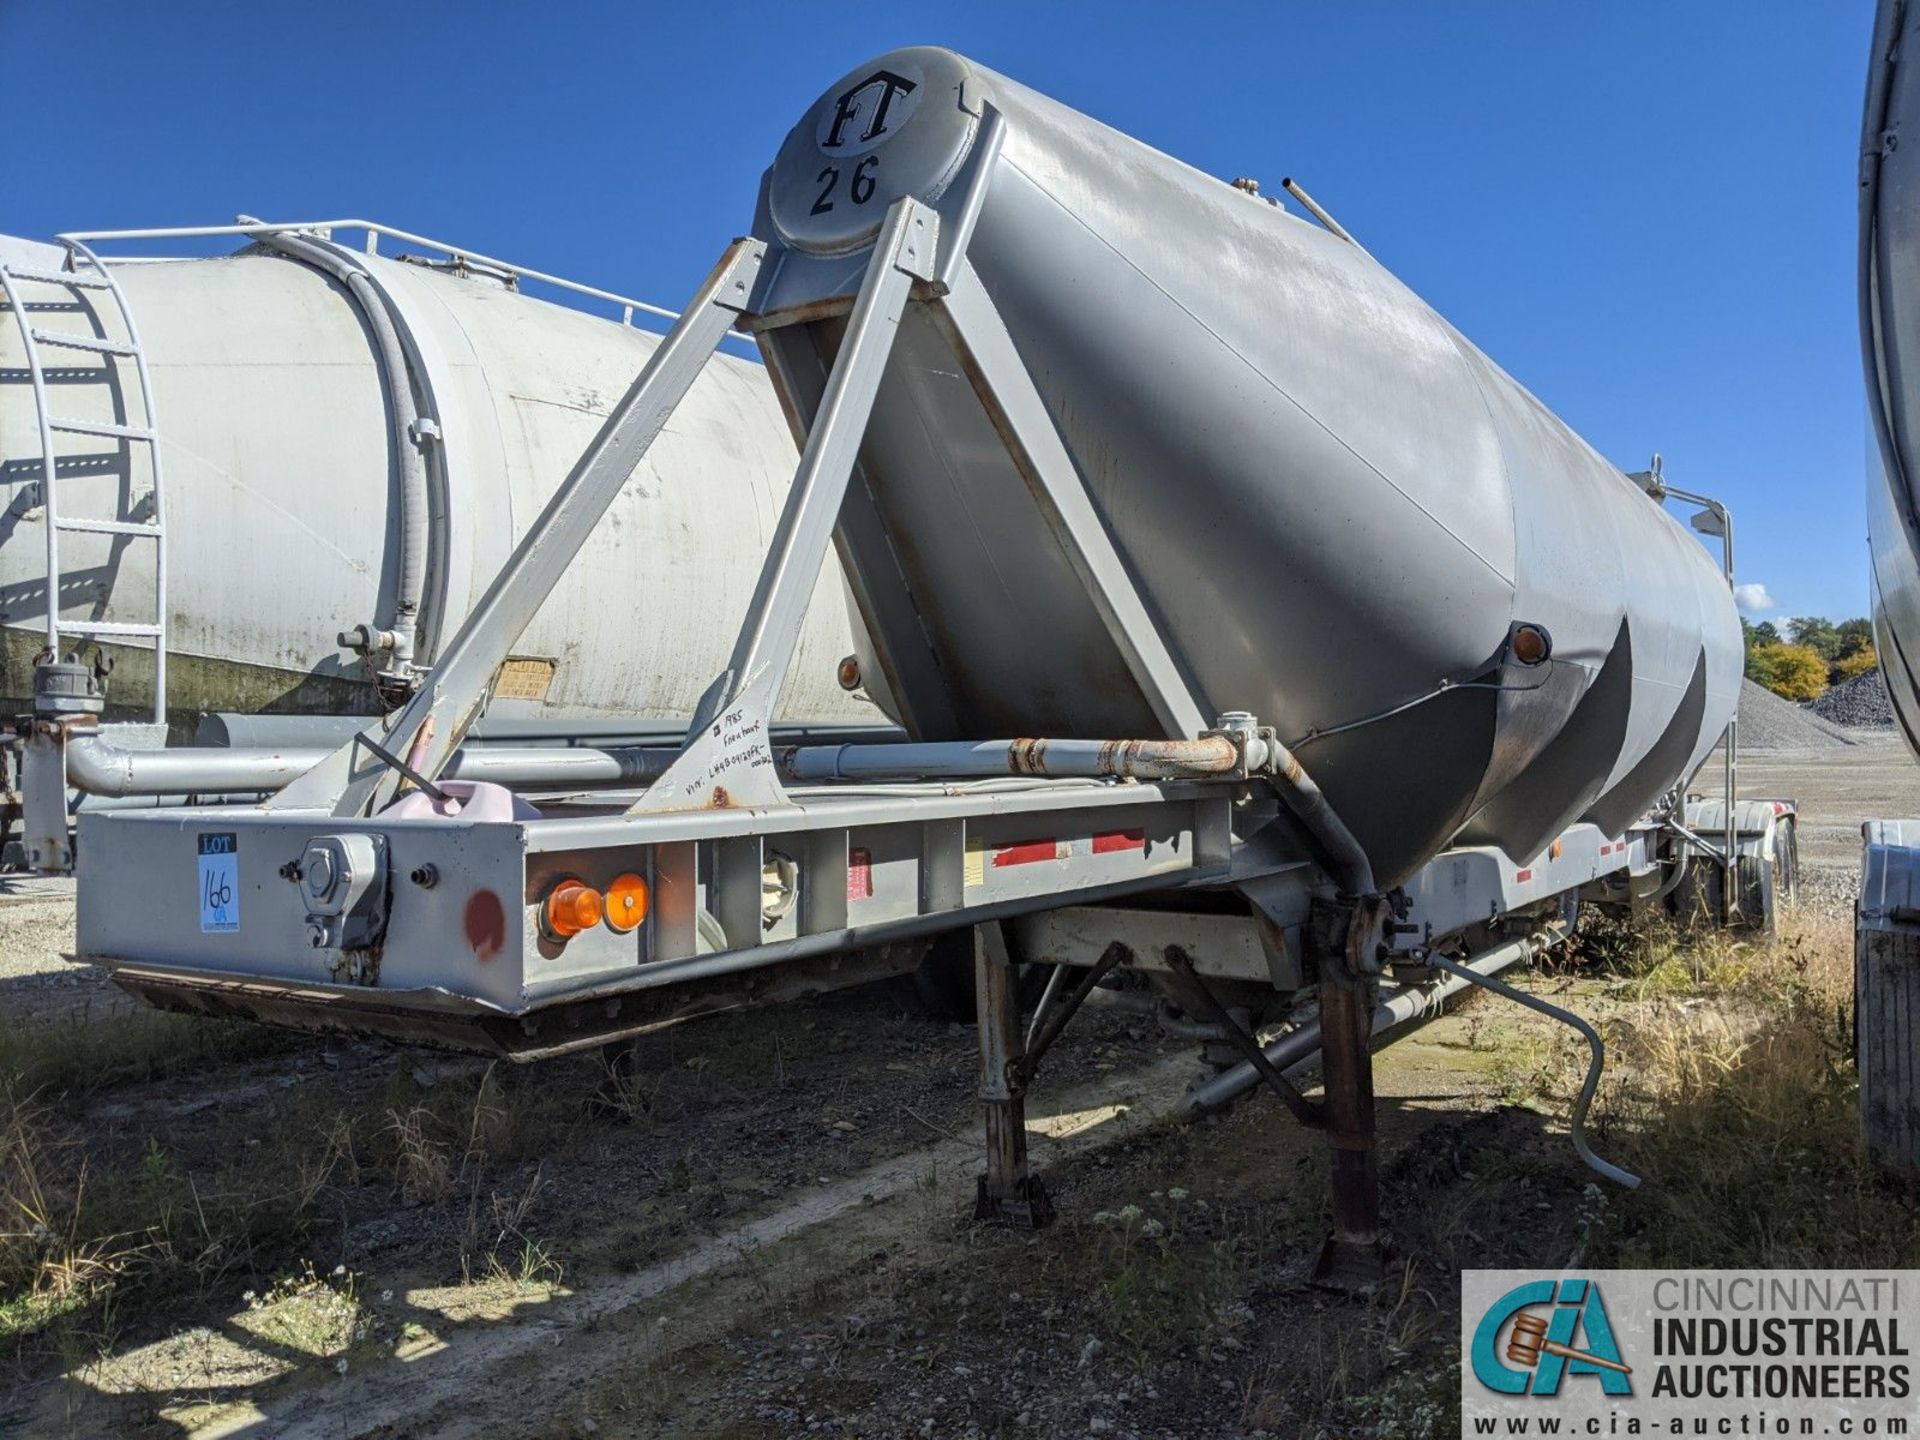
left=1427, top=952, right=1640, bottom=1190
left=63, top=734, right=680, bottom=797
left=248, top=225, right=430, bottom=674
left=68, top=733, right=1240, bottom=795
left=1266, top=737, right=1376, bottom=895
left=784, top=729, right=1378, bottom=901
left=66, top=737, right=333, bottom=797
left=780, top=734, right=1251, bottom=782
left=1177, top=923, right=1570, bottom=1122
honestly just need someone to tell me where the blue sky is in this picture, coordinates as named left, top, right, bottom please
left=1, top=2, right=1875, bottom=622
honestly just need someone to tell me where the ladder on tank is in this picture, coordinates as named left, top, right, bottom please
left=0, top=240, right=168, bottom=723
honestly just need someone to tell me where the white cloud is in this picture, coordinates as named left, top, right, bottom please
left=1733, top=582, right=1777, bottom=614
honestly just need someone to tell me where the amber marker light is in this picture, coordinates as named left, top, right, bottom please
left=543, top=879, right=603, bottom=940
left=1511, top=623, right=1553, bottom=667
left=604, top=872, right=650, bottom=933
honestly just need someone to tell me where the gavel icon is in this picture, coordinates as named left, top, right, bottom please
left=1506, top=1312, right=1633, bottom=1375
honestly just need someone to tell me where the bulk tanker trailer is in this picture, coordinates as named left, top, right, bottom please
left=57, top=48, right=1789, bottom=1281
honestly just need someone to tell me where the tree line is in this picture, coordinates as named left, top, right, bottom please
left=1742, top=615, right=1877, bottom=700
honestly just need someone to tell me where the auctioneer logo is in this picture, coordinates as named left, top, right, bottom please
left=1462, top=1269, right=1917, bottom=1437
left=1471, top=1276, right=1633, bottom=1398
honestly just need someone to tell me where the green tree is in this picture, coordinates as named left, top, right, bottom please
left=1756, top=643, right=1828, bottom=701
left=1787, top=617, right=1841, bottom=660
left=1745, top=641, right=1778, bottom=689
left=1835, top=617, right=1874, bottom=659
left=1751, top=619, right=1781, bottom=646
left=1834, top=645, right=1879, bottom=683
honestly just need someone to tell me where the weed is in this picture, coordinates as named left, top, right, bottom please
left=0, top=1087, right=145, bottom=1345
left=1538, top=910, right=1917, bottom=1269
left=381, top=1104, right=455, bottom=1205
left=238, top=1259, right=369, bottom=1359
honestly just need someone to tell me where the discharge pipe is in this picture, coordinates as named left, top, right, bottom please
left=1180, top=923, right=1569, bottom=1120
left=1179, top=919, right=1637, bottom=1188
left=781, top=733, right=1255, bottom=782
left=63, top=732, right=679, bottom=797
left=245, top=222, right=431, bottom=677
left=785, top=714, right=1376, bottom=895
left=68, top=732, right=1248, bottom=796
left=65, top=721, right=1374, bottom=907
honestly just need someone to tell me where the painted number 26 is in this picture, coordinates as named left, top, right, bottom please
left=811, top=156, right=880, bottom=216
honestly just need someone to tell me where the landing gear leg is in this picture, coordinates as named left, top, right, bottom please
left=1311, top=970, right=1388, bottom=1292
left=971, top=922, right=1055, bottom=1229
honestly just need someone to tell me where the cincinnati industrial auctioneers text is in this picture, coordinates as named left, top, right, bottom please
left=1649, top=1276, right=1908, bottom=1403
left=1461, top=1270, right=1917, bottom=1436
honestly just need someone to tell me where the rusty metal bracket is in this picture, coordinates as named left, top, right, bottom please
left=1308, top=892, right=1395, bottom=979
left=1016, top=941, right=1129, bottom=1088
left=1163, top=946, right=1325, bottom=1130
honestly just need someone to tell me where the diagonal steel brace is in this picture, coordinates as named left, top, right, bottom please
left=270, top=239, right=767, bottom=816
left=1165, top=946, right=1326, bottom=1129
left=932, top=262, right=1207, bottom=742
left=630, top=197, right=938, bottom=814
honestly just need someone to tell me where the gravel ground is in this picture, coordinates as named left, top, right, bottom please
left=1737, top=677, right=1857, bottom=750
left=1808, top=667, right=1896, bottom=729
left=0, top=876, right=132, bottom=1023
left=1797, top=862, right=1859, bottom=919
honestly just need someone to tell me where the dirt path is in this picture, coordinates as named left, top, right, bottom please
left=198, top=1052, right=1204, bottom=1440
left=19, top=980, right=1563, bottom=1440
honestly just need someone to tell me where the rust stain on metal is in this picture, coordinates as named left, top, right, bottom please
left=1008, top=738, right=1047, bottom=776
left=741, top=296, right=858, bottom=333
left=463, top=889, right=507, bottom=962
left=709, top=785, right=732, bottom=808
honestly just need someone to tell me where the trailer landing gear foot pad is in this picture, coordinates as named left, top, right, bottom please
left=1309, top=1233, right=1389, bottom=1294
left=972, top=1173, right=1056, bottom=1230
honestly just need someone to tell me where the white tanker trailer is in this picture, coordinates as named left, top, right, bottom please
left=0, top=220, right=879, bottom=868
left=1857, top=0, right=1920, bottom=1178
left=71, top=50, right=1790, bottom=1280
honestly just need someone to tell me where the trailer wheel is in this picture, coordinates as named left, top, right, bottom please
left=1777, top=815, right=1800, bottom=907
left=1733, top=850, right=1780, bottom=938
left=1667, top=815, right=1791, bottom=937
left=900, top=930, right=1061, bottom=1023
left=906, top=927, right=978, bottom=1022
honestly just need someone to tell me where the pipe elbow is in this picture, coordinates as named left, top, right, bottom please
left=64, top=733, right=137, bottom=797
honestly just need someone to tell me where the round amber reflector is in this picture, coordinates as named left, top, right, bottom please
left=604, top=872, right=650, bottom=933
left=544, top=880, right=603, bottom=940
left=1511, top=623, right=1552, bottom=666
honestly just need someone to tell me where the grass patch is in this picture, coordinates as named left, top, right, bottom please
left=1524, top=909, right=1917, bottom=1268
left=0, top=1048, right=577, bottom=1376
left=0, top=1009, right=293, bottom=1095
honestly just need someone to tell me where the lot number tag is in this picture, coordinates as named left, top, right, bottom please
left=199, top=832, right=239, bottom=934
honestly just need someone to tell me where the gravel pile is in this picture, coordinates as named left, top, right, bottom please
left=1807, top=667, right=1896, bottom=729
left=1738, top=677, right=1857, bottom=750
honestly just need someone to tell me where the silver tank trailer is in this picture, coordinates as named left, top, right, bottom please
left=1865, top=0, right=1920, bottom=753
left=759, top=48, right=1741, bottom=886
left=0, top=230, right=870, bottom=735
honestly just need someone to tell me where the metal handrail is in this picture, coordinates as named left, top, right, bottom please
left=56, top=218, right=756, bottom=348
